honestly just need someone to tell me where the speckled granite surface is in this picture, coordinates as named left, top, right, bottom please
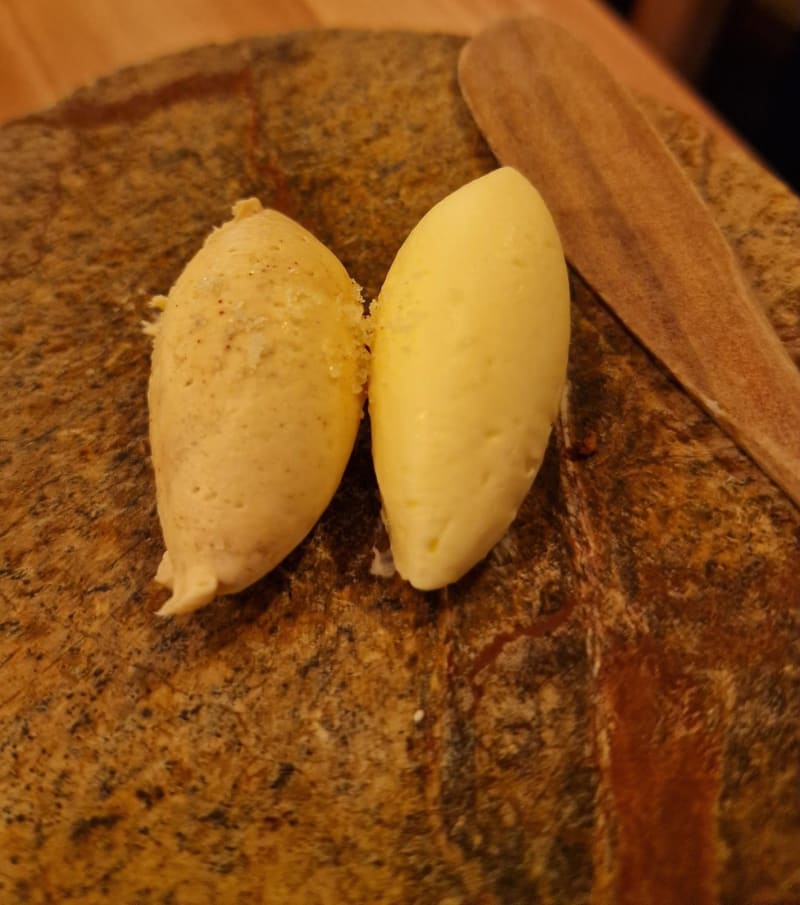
left=1, top=30, right=799, bottom=905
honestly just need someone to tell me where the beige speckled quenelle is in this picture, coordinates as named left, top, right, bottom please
left=147, top=198, right=366, bottom=615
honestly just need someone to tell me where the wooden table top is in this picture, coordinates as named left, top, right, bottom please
left=0, top=0, right=743, bottom=149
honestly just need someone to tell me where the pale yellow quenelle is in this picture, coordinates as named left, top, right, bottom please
left=369, top=167, right=570, bottom=590
left=148, top=199, right=366, bottom=615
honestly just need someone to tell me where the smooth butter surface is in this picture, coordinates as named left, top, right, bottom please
left=369, top=167, right=570, bottom=589
left=149, top=199, right=365, bottom=614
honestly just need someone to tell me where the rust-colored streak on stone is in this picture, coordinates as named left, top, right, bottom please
left=36, top=63, right=251, bottom=130
left=258, top=153, right=298, bottom=219
left=467, top=605, right=576, bottom=718
left=238, top=59, right=298, bottom=219
left=603, top=649, right=721, bottom=905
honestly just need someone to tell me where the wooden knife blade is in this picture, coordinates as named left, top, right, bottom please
left=458, top=16, right=800, bottom=509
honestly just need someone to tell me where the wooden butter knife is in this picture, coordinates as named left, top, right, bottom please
left=458, top=16, right=800, bottom=509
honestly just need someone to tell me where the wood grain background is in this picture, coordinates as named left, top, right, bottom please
left=0, top=0, right=741, bottom=147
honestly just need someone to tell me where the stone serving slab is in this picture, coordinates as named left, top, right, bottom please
left=1, top=29, right=799, bottom=905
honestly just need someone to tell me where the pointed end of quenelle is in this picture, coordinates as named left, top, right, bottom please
left=154, top=555, right=219, bottom=617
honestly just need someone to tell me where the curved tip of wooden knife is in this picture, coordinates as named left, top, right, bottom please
left=458, top=14, right=620, bottom=109
left=459, top=15, right=574, bottom=73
